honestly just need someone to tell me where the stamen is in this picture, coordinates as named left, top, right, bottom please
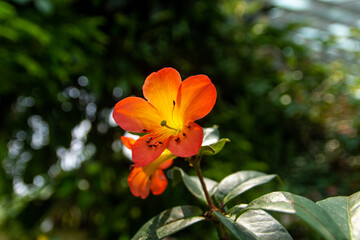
left=142, top=129, right=147, bottom=132
left=158, top=141, right=163, bottom=144
left=149, top=137, right=152, bottom=140
left=175, top=137, right=180, bottom=142
left=183, top=133, right=186, bottom=137
left=187, top=125, right=190, bottom=128
left=148, top=144, right=153, bottom=147
left=171, top=100, right=176, bottom=122
left=146, top=140, right=150, bottom=143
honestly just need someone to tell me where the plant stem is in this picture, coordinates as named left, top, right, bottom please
left=193, top=157, right=229, bottom=240
left=193, top=158, right=215, bottom=209
left=214, top=222, right=229, bottom=240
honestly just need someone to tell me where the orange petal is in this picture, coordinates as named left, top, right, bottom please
left=143, top=68, right=182, bottom=119
left=176, top=75, right=217, bottom=123
left=158, top=159, right=173, bottom=170
left=113, top=96, right=161, bottom=132
left=132, top=134, right=169, bottom=166
left=150, top=169, right=168, bottom=195
left=128, top=167, right=151, bottom=199
left=168, top=122, right=203, bottom=157
left=121, top=136, right=136, bottom=149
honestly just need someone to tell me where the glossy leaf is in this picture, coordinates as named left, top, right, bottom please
left=172, top=167, right=218, bottom=205
left=223, top=175, right=277, bottom=205
left=131, top=205, right=204, bottom=240
left=199, top=138, right=231, bottom=156
left=200, top=126, right=230, bottom=155
left=199, top=145, right=216, bottom=155
left=316, top=191, right=360, bottom=240
left=202, top=125, right=220, bottom=146
left=156, top=216, right=205, bottom=238
left=213, top=212, right=258, bottom=240
left=214, top=171, right=271, bottom=203
left=243, top=192, right=295, bottom=214
left=235, top=209, right=293, bottom=240
left=244, top=191, right=347, bottom=240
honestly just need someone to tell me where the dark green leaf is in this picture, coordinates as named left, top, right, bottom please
left=227, top=204, right=249, bottom=216
left=223, top=175, right=277, bottom=205
left=213, top=212, right=258, bottom=240
left=316, top=191, right=360, bottom=239
left=241, top=192, right=295, bottom=214
left=235, top=209, right=293, bottom=240
left=244, top=192, right=347, bottom=240
left=156, top=216, right=205, bottom=238
left=214, top=171, right=269, bottom=203
left=199, top=138, right=230, bottom=156
left=131, top=205, right=203, bottom=240
left=200, top=145, right=216, bottom=155
left=172, top=167, right=218, bottom=205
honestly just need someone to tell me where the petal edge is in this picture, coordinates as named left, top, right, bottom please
left=176, top=75, right=217, bottom=123
left=113, top=96, right=161, bottom=132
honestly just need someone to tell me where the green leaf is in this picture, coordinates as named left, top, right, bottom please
left=213, top=212, right=258, bottom=240
left=131, top=205, right=204, bottom=240
left=199, top=145, right=216, bottom=155
left=156, top=216, right=205, bottom=238
left=235, top=209, right=293, bottom=240
left=316, top=191, right=360, bottom=240
left=213, top=171, right=277, bottom=204
left=199, top=125, right=230, bottom=156
left=223, top=175, right=277, bottom=205
left=172, top=167, right=218, bottom=205
left=214, top=171, right=268, bottom=203
left=244, top=192, right=347, bottom=240
left=199, top=138, right=231, bottom=156
left=202, top=125, right=220, bottom=146
left=242, top=192, right=295, bottom=214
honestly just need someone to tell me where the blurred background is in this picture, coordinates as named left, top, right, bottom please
left=1, top=0, right=360, bottom=239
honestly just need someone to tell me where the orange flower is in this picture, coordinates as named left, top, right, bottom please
left=122, top=136, right=174, bottom=199
left=113, top=67, right=217, bottom=166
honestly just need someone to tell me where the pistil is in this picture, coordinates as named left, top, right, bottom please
left=160, top=120, right=178, bottom=131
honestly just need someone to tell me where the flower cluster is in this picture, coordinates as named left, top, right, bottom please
left=113, top=67, right=216, bottom=198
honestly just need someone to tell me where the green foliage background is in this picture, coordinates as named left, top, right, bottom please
left=1, top=0, right=360, bottom=239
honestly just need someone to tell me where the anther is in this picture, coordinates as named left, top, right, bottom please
left=142, top=129, right=147, bottom=132
left=146, top=140, right=150, bottom=143
left=158, top=141, right=163, bottom=144
left=148, top=137, right=152, bottom=140
left=187, top=125, right=190, bottom=128
left=173, top=100, right=175, bottom=106
left=175, top=137, right=180, bottom=142
left=148, top=144, right=153, bottom=147
left=183, top=133, right=186, bottom=137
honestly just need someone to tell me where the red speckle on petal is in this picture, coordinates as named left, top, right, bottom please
left=168, top=122, right=203, bottom=157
